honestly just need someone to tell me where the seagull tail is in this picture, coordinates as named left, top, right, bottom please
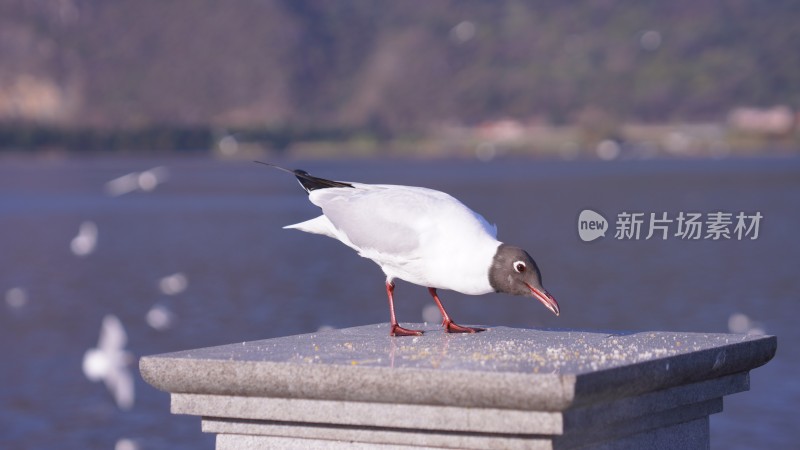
left=254, top=161, right=353, bottom=193
left=284, top=215, right=338, bottom=238
left=284, top=216, right=360, bottom=252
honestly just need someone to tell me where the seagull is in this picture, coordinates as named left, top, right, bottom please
left=82, top=315, right=135, bottom=410
left=258, top=162, right=560, bottom=336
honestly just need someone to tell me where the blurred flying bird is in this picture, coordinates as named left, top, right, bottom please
left=82, top=315, right=135, bottom=410
left=158, top=272, right=188, bottom=295
left=115, top=439, right=139, bottom=450
left=105, top=166, right=169, bottom=196
left=728, top=312, right=766, bottom=336
left=258, top=162, right=560, bottom=336
left=70, top=221, right=98, bottom=256
left=5, top=287, right=28, bottom=310
left=146, top=303, right=175, bottom=331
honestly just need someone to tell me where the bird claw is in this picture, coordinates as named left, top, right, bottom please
left=390, top=324, right=424, bottom=337
left=443, top=320, right=485, bottom=334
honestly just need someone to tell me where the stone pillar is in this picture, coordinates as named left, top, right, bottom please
left=140, top=324, right=776, bottom=449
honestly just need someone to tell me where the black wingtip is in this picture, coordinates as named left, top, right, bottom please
left=254, top=161, right=353, bottom=193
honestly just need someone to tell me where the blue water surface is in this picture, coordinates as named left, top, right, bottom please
left=0, top=155, right=797, bottom=449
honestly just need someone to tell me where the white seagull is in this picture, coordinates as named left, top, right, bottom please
left=259, top=162, right=560, bottom=336
left=82, top=315, right=135, bottom=409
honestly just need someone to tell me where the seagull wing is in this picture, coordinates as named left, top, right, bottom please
left=105, top=364, right=135, bottom=410
left=308, top=185, right=421, bottom=257
left=307, top=184, right=496, bottom=259
left=99, top=314, right=127, bottom=352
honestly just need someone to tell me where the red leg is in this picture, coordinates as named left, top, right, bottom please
left=428, top=287, right=485, bottom=333
left=386, top=282, right=423, bottom=336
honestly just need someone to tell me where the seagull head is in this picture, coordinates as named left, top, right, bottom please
left=489, top=244, right=560, bottom=316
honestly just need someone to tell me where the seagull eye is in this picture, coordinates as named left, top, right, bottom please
left=514, top=261, right=526, bottom=273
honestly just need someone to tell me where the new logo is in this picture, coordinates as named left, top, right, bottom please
left=578, top=209, right=608, bottom=242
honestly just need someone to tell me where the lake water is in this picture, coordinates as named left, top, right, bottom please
left=0, top=155, right=797, bottom=449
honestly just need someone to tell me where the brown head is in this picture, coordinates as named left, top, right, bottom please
left=488, top=244, right=560, bottom=316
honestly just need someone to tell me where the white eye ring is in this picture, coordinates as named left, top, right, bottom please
left=513, top=261, right=526, bottom=273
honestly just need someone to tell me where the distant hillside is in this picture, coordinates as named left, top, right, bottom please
left=1, top=0, right=799, bottom=134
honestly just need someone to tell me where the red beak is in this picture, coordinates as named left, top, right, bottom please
left=525, top=283, right=560, bottom=316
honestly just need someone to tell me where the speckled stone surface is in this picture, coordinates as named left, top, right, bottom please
left=139, top=324, right=776, bottom=449
left=141, top=323, right=775, bottom=409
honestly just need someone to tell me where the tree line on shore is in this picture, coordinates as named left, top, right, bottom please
left=1, top=1, right=798, bottom=153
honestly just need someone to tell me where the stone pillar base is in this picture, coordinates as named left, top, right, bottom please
left=141, top=324, right=776, bottom=449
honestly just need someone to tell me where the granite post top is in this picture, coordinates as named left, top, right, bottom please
left=140, top=323, right=776, bottom=411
